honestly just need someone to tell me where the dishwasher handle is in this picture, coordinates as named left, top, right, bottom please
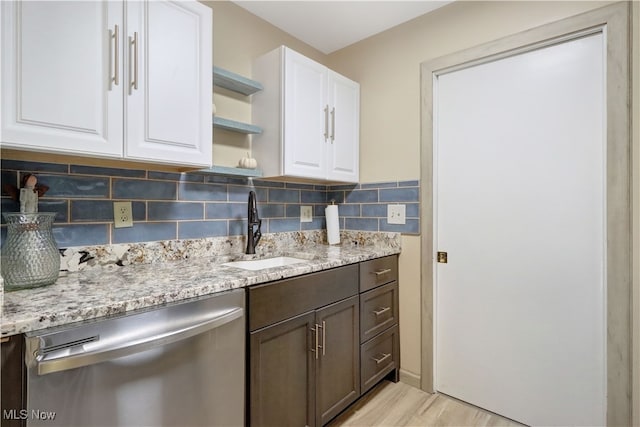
left=33, top=306, right=243, bottom=376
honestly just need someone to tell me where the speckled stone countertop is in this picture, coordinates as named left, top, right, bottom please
left=1, top=231, right=401, bottom=337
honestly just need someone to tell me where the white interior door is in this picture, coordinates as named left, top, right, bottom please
left=434, top=32, right=606, bottom=426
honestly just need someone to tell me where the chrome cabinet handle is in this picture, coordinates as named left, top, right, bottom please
left=324, top=106, right=329, bottom=141
left=318, top=321, right=326, bottom=356
left=109, top=25, right=119, bottom=89
left=373, top=307, right=391, bottom=317
left=371, top=352, right=391, bottom=365
left=372, top=268, right=392, bottom=276
left=330, top=107, right=335, bottom=143
left=310, top=324, right=319, bottom=359
left=129, top=32, right=139, bottom=93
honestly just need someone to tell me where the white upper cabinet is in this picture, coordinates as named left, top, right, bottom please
left=327, top=70, right=360, bottom=182
left=253, top=46, right=359, bottom=183
left=1, top=1, right=123, bottom=157
left=124, top=1, right=211, bottom=165
left=1, top=0, right=212, bottom=168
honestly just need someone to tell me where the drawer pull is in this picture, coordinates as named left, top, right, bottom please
left=373, top=306, right=391, bottom=316
left=371, top=352, right=391, bottom=365
left=372, top=268, right=392, bottom=276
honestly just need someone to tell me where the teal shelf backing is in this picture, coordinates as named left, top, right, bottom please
left=213, top=66, right=263, bottom=96
left=198, top=165, right=263, bottom=178
left=213, top=116, right=262, bottom=134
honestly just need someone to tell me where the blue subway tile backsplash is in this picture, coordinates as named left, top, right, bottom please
left=147, top=202, right=203, bottom=221
left=178, top=220, right=227, bottom=239
left=0, top=159, right=421, bottom=246
left=112, top=222, right=176, bottom=244
left=113, top=179, right=176, bottom=200
left=40, top=175, right=110, bottom=198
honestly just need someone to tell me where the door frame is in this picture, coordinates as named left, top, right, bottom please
left=419, top=3, right=631, bottom=426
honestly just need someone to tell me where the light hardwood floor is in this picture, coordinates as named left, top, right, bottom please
left=328, top=381, right=525, bottom=427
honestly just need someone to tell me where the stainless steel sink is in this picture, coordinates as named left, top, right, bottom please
left=222, top=256, right=308, bottom=271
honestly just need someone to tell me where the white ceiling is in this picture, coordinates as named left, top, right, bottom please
left=231, top=1, right=453, bottom=54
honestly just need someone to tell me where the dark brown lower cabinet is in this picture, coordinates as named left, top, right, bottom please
left=249, top=296, right=360, bottom=427
left=250, top=311, right=316, bottom=427
left=315, top=296, right=360, bottom=426
left=248, top=265, right=360, bottom=427
left=1, top=335, right=26, bottom=427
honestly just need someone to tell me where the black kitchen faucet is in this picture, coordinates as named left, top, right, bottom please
left=245, top=191, right=262, bottom=254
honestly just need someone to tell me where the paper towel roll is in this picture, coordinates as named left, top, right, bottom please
left=325, top=204, right=340, bottom=245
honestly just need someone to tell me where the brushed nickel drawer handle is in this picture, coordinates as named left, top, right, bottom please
left=373, top=307, right=391, bottom=316
left=371, top=352, right=391, bottom=365
left=372, top=268, right=392, bottom=276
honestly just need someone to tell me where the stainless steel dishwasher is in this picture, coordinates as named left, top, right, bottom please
left=24, top=288, right=245, bottom=427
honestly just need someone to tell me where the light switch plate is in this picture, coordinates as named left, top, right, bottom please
left=113, top=201, right=133, bottom=228
left=387, top=204, right=406, bottom=225
left=300, top=206, right=313, bottom=223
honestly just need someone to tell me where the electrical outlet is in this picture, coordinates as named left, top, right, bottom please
left=387, top=204, right=406, bottom=225
left=113, top=201, right=133, bottom=228
left=300, top=205, right=313, bottom=223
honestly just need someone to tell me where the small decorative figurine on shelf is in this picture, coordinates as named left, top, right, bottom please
left=2, top=173, right=50, bottom=212
left=238, top=152, right=258, bottom=170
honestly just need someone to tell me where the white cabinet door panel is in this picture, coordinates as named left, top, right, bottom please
left=1, top=1, right=123, bottom=156
left=125, top=1, right=211, bottom=167
left=327, top=71, right=359, bottom=183
left=283, top=48, right=327, bottom=180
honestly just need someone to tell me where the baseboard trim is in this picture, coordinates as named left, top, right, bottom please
left=399, top=369, right=421, bottom=389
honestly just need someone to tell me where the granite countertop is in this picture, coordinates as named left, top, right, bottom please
left=1, top=231, right=401, bottom=337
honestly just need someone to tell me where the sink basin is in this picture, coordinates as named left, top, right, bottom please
left=222, top=256, right=308, bottom=271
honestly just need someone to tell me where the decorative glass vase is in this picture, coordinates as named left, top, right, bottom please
left=1, top=213, right=60, bottom=291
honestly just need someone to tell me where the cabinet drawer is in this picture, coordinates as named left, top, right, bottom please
left=248, top=264, right=358, bottom=331
left=360, top=325, right=398, bottom=394
left=360, top=281, right=398, bottom=343
left=359, top=256, right=398, bottom=292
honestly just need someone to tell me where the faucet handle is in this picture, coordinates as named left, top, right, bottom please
left=254, top=220, right=262, bottom=247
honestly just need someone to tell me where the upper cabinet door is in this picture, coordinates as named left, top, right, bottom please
left=327, top=71, right=359, bottom=183
left=1, top=1, right=124, bottom=157
left=282, top=48, right=327, bottom=180
left=253, top=46, right=359, bottom=183
left=125, top=1, right=212, bottom=167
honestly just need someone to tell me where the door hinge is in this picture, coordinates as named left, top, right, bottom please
left=437, top=251, right=448, bottom=263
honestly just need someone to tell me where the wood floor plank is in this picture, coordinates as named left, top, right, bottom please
left=328, top=381, right=525, bottom=427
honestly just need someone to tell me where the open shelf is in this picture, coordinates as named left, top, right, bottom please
left=213, top=117, right=262, bottom=134
left=213, top=66, right=263, bottom=96
left=198, top=165, right=263, bottom=178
